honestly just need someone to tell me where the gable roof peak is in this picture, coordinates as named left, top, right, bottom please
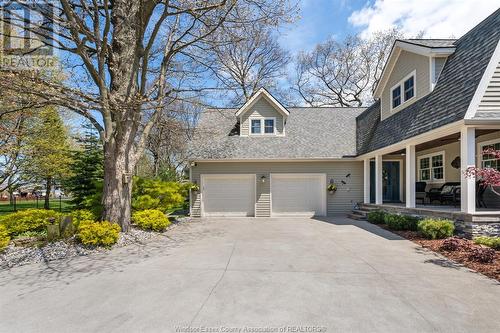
left=234, top=88, right=290, bottom=117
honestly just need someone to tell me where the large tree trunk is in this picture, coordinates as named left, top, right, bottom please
left=101, top=136, right=136, bottom=232
left=44, top=177, right=52, bottom=209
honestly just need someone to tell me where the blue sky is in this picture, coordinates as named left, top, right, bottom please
left=280, top=0, right=366, bottom=53
left=280, top=0, right=500, bottom=54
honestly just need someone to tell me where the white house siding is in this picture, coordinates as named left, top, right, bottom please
left=478, top=61, right=500, bottom=112
left=381, top=50, right=431, bottom=121
left=240, top=98, right=284, bottom=136
left=190, top=161, right=364, bottom=217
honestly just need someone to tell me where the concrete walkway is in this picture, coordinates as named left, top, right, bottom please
left=0, top=217, right=499, bottom=333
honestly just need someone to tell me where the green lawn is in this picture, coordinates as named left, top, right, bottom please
left=0, top=199, right=74, bottom=216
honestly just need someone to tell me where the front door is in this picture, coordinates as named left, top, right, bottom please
left=370, top=161, right=401, bottom=203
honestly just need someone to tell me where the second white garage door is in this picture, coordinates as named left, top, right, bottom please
left=201, top=174, right=255, bottom=217
left=271, top=173, right=326, bottom=216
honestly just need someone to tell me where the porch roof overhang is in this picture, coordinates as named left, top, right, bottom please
left=356, top=120, right=465, bottom=159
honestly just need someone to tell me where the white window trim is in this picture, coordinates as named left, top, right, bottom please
left=417, top=151, right=445, bottom=184
left=478, top=138, right=500, bottom=170
left=390, top=70, right=417, bottom=113
left=249, top=116, right=277, bottom=136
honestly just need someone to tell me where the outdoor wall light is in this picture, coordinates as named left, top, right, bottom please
left=261, top=175, right=267, bottom=183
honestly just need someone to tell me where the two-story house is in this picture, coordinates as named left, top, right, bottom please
left=188, top=9, right=500, bottom=237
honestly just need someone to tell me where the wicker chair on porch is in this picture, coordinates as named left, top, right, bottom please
left=427, top=182, right=461, bottom=205
left=415, top=182, right=427, bottom=205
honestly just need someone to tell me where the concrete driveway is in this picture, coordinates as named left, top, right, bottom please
left=0, top=217, right=499, bottom=333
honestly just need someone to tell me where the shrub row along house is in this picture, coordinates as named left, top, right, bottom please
left=188, top=9, right=500, bottom=237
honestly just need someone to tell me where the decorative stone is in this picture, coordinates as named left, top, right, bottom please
left=59, top=216, right=74, bottom=237
left=47, top=224, right=60, bottom=241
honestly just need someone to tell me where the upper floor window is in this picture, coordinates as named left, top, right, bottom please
left=392, top=86, right=401, bottom=109
left=418, top=151, right=445, bottom=183
left=250, top=117, right=275, bottom=135
left=264, top=119, right=275, bottom=134
left=404, top=76, right=414, bottom=100
left=391, top=70, right=416, bottom=111
left=251, top=119, right=261, bottom=134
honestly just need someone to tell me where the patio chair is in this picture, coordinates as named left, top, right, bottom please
left=477, top=181, right=488, bottom=208
left=427, top=182, right=461, bottom=205
left=415, top=182, right=427, bottom=205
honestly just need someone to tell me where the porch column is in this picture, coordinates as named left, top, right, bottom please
left=406, top=144, right=416, bottom=208
left=460, top=127, right=476, bottom=213
left=375, top=154, right=383, bottom=205
left=363, top=159, right=370, bottom=204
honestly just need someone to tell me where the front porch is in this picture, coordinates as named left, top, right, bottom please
left=360, top=124, right=500, bottom=237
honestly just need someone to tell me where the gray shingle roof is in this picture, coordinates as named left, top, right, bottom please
left=400, top=39, right=457, bottom=48
left=189, top=107, right=364, bottom=160
left=357, top=9, right=500, bottom=155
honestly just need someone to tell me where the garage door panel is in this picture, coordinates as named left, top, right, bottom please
left=271, top=174, right=326, bottom=216
left=202, top=174, right=255, bottom=216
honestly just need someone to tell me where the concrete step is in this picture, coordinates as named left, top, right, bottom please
left=352, top=209, right=368, bottom=216
left=347, top=213, right=366, bottom=220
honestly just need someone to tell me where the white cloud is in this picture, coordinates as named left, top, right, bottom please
left=349, top=0, right=500, bottom=38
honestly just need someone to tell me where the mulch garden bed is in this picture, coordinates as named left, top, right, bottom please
left=381, top=226, right=500, bottom=282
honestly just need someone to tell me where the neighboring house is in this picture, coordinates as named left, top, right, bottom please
left=188, top=10, right=500, bottom=235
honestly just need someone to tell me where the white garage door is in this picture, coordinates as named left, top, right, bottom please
left=201, top=174, right=255, bottom=217
left=271, top=173, right=326, bottom=216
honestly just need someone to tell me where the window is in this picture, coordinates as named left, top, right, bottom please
left=249, top=117, right=276, bottom=135
left=392, top=86, right=401, bottom=109
left=251, top=119, right=261, bottom=134
left=418, top=152, right=445, bottom=183
left=390, top=71, right=416, bottom=111
left=264, top=119, right=275, bottom=134
left=480, top=141, right=500, bottom=171
left=404, top=76, right=414, bottom=101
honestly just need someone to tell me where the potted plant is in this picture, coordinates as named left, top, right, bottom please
left=327, top=184, right=337, bottom=194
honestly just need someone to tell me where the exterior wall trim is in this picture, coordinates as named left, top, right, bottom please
left=235, top=88, right=289, bottom=117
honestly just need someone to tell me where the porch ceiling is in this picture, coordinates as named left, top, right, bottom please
left=386, top=129, right=500, bottom=156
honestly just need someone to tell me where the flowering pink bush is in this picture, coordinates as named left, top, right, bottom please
left=465, top=148, right=500, bottom=196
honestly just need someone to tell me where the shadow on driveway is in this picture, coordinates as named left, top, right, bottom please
left=312, top=216, right=405, bottom=241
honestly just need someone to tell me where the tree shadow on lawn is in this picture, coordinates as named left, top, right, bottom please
left=0, top=219, right=226, bottom=296
left=312, top=216, right=405, bottom=241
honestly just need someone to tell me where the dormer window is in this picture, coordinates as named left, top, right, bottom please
left=264, top=119, right=275, bottom=134
left=404, top=76, right=414, bottom=100
left=251, top=119, right=261, bottom=134
left=250, top=117, right=276, bottom=135
left=392, top=86, right=401, bottom=108
left=390, top=70, right=416, bottom=111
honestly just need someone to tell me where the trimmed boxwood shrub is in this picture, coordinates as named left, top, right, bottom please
left=417, top=218, right=454, bottom=239
left=384, top=214, right=420, bottom=231
left=132, top=209, right=171, bottom=232
left=77, top=220, right=120, bottom=247
left=0, top=209, right=61, bottom=236
left=367, top=210, right=386, bottom=224
left=0, top=225, right=10, bottom=251
left=474, top=236, right=500, bottom=250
